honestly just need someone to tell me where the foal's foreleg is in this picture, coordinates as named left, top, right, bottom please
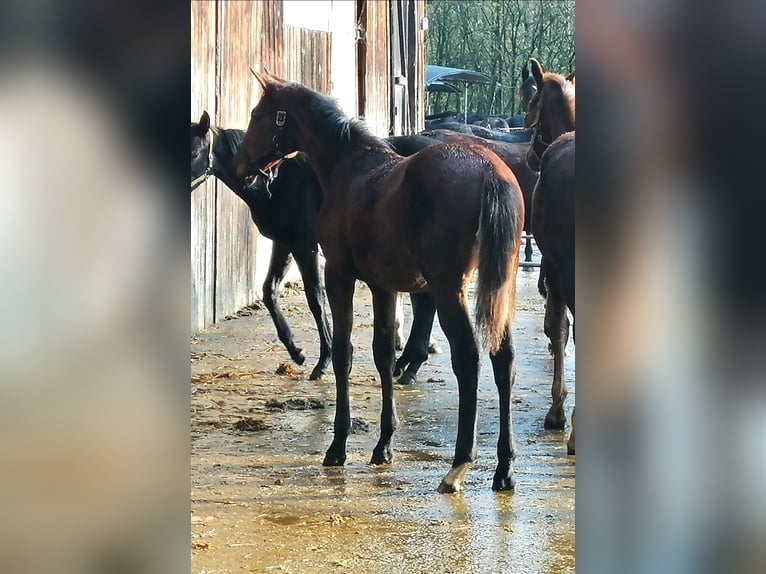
left=322, top=268, right=356, bottom=467
left=369, top=287, right=398, bottom=465
left=490, top=327, right=517, bottom=491
left=262, top=242, right=304, bottom=365
left=292, top=247, right=332, bottom=380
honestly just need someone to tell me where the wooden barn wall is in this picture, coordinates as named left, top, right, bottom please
left=213, top=0, right=261, bottom=323
left=358, top=0, right=390, bottom=137
left=192, top=0, right=424, bottom=332
left=284, top=26, right=331, bottom=92
left=190, top=1, right=217, bottom=332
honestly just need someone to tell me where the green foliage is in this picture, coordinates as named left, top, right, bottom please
left=425, top=0, right=575, bottom=116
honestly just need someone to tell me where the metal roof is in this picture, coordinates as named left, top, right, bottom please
left=426, top=65, right=492, bottom=86
left=426, top=80, right=462, bottom=93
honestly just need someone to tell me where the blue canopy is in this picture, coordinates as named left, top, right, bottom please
left=426, top=65, right=492, bottom=86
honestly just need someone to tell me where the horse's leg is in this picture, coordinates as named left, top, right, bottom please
left=394, top=293, right=405, bottom=350
left=490, top=326, right=517, bottom=491
left=291, top=247, right=332, bottom=380
left=394, top=292, right=436, bottom=386
left=538, top=256, right=547, bottom=298
left=434, top=291, right=480, bottom=494
left=262, top=241, right=304, bottom=365
left=369, top=286, right=399, bottom=465
left=524, top=233, right=534, bottom=263
left=567, top=406, right=575, bottom=455
left=419, top=291, right=442, bottom=354
left=543, top=266, right=569, bottom=430
left=322, top=266, right=356, bottom=467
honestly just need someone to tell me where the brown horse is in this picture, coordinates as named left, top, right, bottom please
left=526, top=58, right=575, bottom=450
left=525, top=58, right=575, bottom=171
left=235, top=71, right=524, bottom=493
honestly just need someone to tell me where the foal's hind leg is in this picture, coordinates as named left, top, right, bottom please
left=524, top=233, right=534, bottom=263
left=394, top=294, right=405, bottom=350
left=292, top=247, right=332, bottom=380
left=433, top=291, right=480, bottom=494
left=567, top=406, right=575, bottom=455
left=262, top=241, right=304, bottom=365
left=490, top=327, right=517, bottom=491
left=543, top=267, right=569, bottom=430
left=322, top=266, right=356, bottom=467
left=394, top=292, right=436, bottom=386
left=369, top=286, right=399, bottom=465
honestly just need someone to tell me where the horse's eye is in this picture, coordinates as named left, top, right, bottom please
left=192, top=151, right=200, bottom=160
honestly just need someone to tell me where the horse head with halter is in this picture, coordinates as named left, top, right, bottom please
left=524, top=58, right=575, bottom=171
left=235, top=68, right=300, bottom=195
left=191, top=110, right=216, bottom=191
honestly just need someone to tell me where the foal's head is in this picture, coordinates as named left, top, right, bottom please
left=525, top=58, right=576, bottom=171
left=518, top=64, right=538, bottom=114
left=191, top=110, right=214, bottom=191
left=233, top=71, right=301, bottom=187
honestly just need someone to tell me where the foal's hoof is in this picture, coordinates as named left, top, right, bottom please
left=322, top=449, right=346, bottom=467
left=396, top=371, right=417, bottom=386
left=437, top=479, right=462, bottom=494
left=370, top=447, right=393, bottom=465
left=566, top=437, right=575, bottom=455
left=428, top=342, right=443, bottom=354
left=544, top=410, right=567, bottom=430
left=289, top=347, right=307, bottom=366
left=437, top=463, right=470, bottom=494
left=309, top=363, right=328, bottom=381
left=492, top=473, right=516, bottom=492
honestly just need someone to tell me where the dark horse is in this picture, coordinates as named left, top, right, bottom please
left=518, top=64, right=538, bottom=114
left=235, top=71, right=524, bottom=493
left=526, top=58, right=575, bottom=448
left=192, top=112, right=442, bottom=383
left=192, top=111, right=331, bottom=380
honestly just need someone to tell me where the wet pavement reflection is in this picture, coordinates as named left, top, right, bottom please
left=192, top=261, right=575, bottom=573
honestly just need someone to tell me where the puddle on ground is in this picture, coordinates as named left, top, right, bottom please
left=192, top=263, right=575, bottom=573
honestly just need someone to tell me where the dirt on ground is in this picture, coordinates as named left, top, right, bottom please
left=191, top=263, right=575, bottom=574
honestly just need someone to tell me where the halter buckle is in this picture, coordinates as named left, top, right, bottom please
left=275, top=111, right=286, bottom=127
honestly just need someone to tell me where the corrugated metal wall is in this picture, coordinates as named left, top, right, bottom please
left=191, top=0, right=425, bottom=332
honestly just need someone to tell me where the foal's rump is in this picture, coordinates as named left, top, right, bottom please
left=400, top=142, right=524, bottom=350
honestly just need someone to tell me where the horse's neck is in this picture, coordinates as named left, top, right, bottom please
left=288, top=105, right=389, bottom=196
left=212, top=128, right=251, bottom=200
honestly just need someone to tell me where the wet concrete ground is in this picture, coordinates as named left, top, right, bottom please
left=191, top=261, right=575, bottom=573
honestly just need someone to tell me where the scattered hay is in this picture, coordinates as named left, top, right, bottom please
left=275, top=362, right=301, bottom=376
left=191, top=369, right=260, bottom=384
left=265, top=397, right=325, bottom=411
left=233, top=417, right=270, bottom=432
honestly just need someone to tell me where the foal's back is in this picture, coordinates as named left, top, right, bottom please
left=533, top=132, right=575, bottom=308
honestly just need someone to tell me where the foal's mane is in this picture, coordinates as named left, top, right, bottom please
left=217, top=127, right=245, bottom=160
left=280, top=83, right=392, bottom=152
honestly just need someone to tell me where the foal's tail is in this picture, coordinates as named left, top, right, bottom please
left=475, top=171, right=522, bottom=353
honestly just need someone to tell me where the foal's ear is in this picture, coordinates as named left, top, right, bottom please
left=251, top=67, right=286, bottom=91
left=250, top=66, right=271, bottom=91
left=521, top=64, right=529, bottom=80
left=566, top=71, right=576, bottom=85
left=529, top=58, right=545, bottom=89
left=199, top=110, right=210, bottom=133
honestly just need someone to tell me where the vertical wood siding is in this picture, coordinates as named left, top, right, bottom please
left=190, top=1, right=217, bottom=331
left=191, top=0, right=424, bottom=332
